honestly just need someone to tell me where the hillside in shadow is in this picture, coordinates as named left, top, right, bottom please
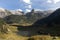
left=17, top=8, right=60, bottom=37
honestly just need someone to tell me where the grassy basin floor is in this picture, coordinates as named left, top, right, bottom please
left=0, top=25, right=60, bottom=40
left=0, top=31, right=60, bottom=40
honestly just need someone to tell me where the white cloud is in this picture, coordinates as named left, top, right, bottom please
left=53, top=0, right=60, bottom=4
left=25, top=4, right=32, bottom=8
left=28, top=5, right=32, bottom=8
left=22, top=0, right=32, bottom=11
left=47, top=0, right=60, bottom=4
left=23, top=0, right=31, bottom=4
left=25, top=9, right=31, bottom=12
left=47, top=0, right=52, bottom=3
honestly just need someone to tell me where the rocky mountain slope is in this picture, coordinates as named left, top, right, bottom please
left=15, top=8, right=60, bottom=36
left=0, top=8, right=54, bottom=18
left=0, top=8, right=24, bottom=18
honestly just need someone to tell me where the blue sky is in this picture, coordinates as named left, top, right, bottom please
left=0, top=0, right=60, bottom=12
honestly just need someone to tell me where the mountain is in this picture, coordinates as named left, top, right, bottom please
left=33, top=8, right=60, bottom=26
left=0, top=8, right=10, bottom=18
left=26, top=9, right=54, bottom=22
left=0, top=8, right=24, bottom=18
left=26, top=9, right=54, bottom=18
left=4, top=9, right=54, bottom=24
left=0, top=8, right=54, bottom=18
left=16, top=8, right=60, bottom=36
left=10, top=9, right=24, bottom=15
left=43, top=10, right=54, bottom=16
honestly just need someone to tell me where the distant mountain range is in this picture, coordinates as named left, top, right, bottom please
left=0, top=8, right=54, bottom=18
left=0, top=8, right=24, bottom=18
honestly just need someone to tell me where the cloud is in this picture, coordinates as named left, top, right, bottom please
left=23, top=0, right=31, bottom=4
left=28, top=5, right=32, bottom=8
left=20, top=0, right=60, bottom=11
left=47, top=0, right=60, bottom=4
left=47, top=0, right=52, bottom=3
left=53, top=0, right=60, bottom=4
left=25, top=4, right=32, bottom=8
left=25, top=9, right=31, bottom=12
left=21, top=0, right=32, bottom=11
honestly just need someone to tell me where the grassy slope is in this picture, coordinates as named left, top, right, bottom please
left=0, top=25, right=60, bottom=40
left=0, top=33, right=60, bottom=40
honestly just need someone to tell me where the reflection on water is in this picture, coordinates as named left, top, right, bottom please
left=18, top=31, right=30, bottom=36
left=16, top=26, right=40, bottom=37
left=17, top=30, right=38, bottom=37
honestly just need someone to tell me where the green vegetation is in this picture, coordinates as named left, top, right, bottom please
left=0, top=10, right=60, bottom=40
left=0, top=18, right=5, bottom=25
left=4, top=12, right=43, bottom=25
left=0, top=18, right=7, bottom=33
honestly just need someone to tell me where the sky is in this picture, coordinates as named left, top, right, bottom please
left=0, top=0, right=60, bottom=12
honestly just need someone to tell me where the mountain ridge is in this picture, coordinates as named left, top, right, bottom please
left=0, top=8, right=54, bottom=18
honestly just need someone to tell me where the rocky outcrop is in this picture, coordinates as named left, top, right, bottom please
left=0, top=8, right=24, bottom=18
